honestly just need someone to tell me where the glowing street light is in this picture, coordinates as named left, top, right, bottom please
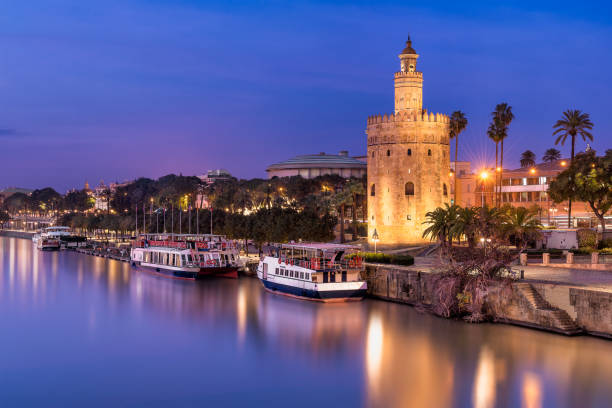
left=372, top=228, right=380, bottom=254
left=529, top=168, right=536, bottom=175
left=560, top=161, right=567, bottom=167
left=479, top=171, right=488, bottom=207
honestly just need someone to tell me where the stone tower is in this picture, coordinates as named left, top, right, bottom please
left=366, top=36, right=451, bottom=246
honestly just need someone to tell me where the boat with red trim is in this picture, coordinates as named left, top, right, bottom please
left=131, top=234, right=241, bottom=279
left=257, top=243, right=367, bottom=302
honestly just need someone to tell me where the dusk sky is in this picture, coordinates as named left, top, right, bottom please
left=1, top=0, right=611, bottom=192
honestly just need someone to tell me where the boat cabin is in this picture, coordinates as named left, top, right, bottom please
left=264, top=243, right=363, bottom=284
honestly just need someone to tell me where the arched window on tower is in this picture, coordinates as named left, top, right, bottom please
left=407, top=148, right=412, bottom=156
left=387, top=150, right=391, bottom=156
left=405, top=182, right=415, bottom=196
left=443, top=183, right=448, bottom=196
left=427, top=149, right=432, bottom=156
left=371, top=184, right=376, bottom=196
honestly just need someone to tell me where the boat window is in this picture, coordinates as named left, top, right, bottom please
left=187, top=255, right=193, bottom=263
left=300, top=272, right=304, bottom=279
left=305, top=273, right=310, bottom=281
left=275, top=268, right=279, bottom=275
left=289, top=270, right=294, bottom=278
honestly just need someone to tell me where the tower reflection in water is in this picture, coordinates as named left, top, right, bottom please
left=2, top=236, right=612, bottom=407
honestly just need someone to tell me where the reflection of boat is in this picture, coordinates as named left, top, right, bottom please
left=257, top=243, right=367, bottom=302
left=131, top=234, right=240, bottom=279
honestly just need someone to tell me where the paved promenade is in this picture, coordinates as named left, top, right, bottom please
left=408, top=256, right=612, bottom=293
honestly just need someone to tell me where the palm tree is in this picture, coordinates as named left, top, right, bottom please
left=332, top=189, right=353, bottom=243
left=553, top=109, right=594, bottom=226
left=491, top=103, right=514, bottom=206
left=422, top=204, right=458, bottom=248
left=449, top=111, right=468, bottom=200
left=345, top=179, right=365, bottom=239
left=450, top=206, right=478, bottom=247
left=520, top=150, right=536, bottom=168
left=487, top=120, right=502, bottom=206
left=542, top=148, right=561, bottom=163
left=502, top=206, right=542, bottom=251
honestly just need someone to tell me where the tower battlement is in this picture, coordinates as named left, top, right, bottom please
left=367, top=111, right=449, bottom=125
left=394, top=71, right=423, bottom=79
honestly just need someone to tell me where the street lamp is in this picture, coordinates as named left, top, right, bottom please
left=372, top=228, right=379, bottom=253
left=479, top=171, right=488, bottom=207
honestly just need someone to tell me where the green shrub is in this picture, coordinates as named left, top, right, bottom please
left=571, top=247, right=596, bottom=255
left=577, top=229, right=597, bottom=248
left=599, top=238, right=612, bottom=249
left=349, top=252, right=414, bottom=266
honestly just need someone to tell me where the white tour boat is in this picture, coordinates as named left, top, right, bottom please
left=257, top=243, right=367, bottom=302
left=33, top=226, right=87, bottom=249
left=131, top=234, right=241, bottom=279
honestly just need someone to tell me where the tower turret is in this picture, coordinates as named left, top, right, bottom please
left=394, top=35, right=423, bottom=115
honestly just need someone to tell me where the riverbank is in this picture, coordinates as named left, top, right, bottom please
left=363, top=263, right=612, bottom=339
left=0, top=230, right=35, bottom=239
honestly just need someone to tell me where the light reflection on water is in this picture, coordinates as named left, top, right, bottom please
left=1, top=236, right=612, bottom=407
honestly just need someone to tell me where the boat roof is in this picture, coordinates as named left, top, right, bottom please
left=46, top=226, right=70, bottom=230
left=280, top=243, right=360, bottom=252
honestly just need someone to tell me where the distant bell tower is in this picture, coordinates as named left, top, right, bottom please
left=394, top=35, right=423, bottom=115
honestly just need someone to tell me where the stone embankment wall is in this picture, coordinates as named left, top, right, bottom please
left=364, top=263, right=612, bottom=339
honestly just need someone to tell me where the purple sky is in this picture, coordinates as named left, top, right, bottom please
left=1, top=0, right=611, bottom=192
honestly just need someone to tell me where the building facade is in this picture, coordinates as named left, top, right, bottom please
left=266, top=151, right=366, bottom=179
left=367, top=37, right=451, bottom=246
left=453, top=159, right=610, bottom=229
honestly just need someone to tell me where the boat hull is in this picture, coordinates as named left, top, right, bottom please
left=261, top=279, right=367, bottom=302
left=131, top=262, right=199, bottom=279
left=198, top=266, right=239, bottom=279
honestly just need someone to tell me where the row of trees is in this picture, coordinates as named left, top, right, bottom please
left=450, top=104, right=598, bottom=227
left=57, top=206, right=336, bottom=248
left=423, top=204, right=542, bottom=251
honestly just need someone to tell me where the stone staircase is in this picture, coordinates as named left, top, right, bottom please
left=515, top=283, right=582, bottom=335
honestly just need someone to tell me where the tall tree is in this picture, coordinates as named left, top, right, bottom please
left=491, top=103, right=514, bottom=206
left=549, top=150, right=611, bottom=237
left=553, top=109, right=594, bottom=227
left=449, top=110, right=468, bottom=202
left=487, top=120, right=502, bottom=206
left=520, top=150, right=536, bottom=168
left=542, top=148, right=561, bottom=163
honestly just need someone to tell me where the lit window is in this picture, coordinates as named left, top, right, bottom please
left=407, top=215, right=411, bottom=221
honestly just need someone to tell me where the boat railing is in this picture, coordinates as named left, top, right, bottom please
left=277, top=256, right=363, bottom=271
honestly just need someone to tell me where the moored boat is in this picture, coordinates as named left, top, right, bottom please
left=37, top=237, right=60, bottom=251
left=257, top=243, right=367, bottom=302
left=131, top=234, right=241, bottom=279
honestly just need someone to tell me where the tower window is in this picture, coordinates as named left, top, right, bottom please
left=386, top=150, right=391, bottom=156
left=443, top=183, right=448, bottom=196
left=407, top=149, right=412, bottom=156
left=370, top=184, right=376, bottom=196
left=371, top=151, right=375, bottom=158
left=407, top=215, right=412, bottom=221
left=427, top=149, right=432, bottom=156
left=405, top=182, right=415, bottom=196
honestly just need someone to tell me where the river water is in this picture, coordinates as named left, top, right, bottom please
left=1, top=236, right=612, bottom=407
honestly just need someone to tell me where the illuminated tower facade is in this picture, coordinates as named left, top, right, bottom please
left=366, top=36, right=451, bottom=246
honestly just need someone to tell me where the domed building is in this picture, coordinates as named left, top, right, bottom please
left=366, top=36, right=451, bottom=246
left=266, top=151, right=366, bottom=179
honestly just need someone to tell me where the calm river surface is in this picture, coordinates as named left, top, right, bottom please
left=1, top=236, right=612, bottom=407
